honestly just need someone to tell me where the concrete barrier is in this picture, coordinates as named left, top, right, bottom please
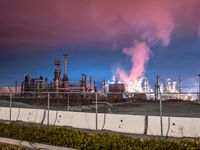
left=147, top=116, right=200, bottom=138
left=0, top=107, right=46, bottom=123
left=168, top=117, right=200, bottom=137
left=44, top=111, right=145, bottom=134
left=98, top=114, right=145, bottom=134
left=47, top=111, right=97, bottom=129
left=14, top=108, right=43, bottom=123
left=147, top=116, right=170, bottom=136
left=0, top=106, right=200, bottom=138
left=0, top=107, right=9, bottom=120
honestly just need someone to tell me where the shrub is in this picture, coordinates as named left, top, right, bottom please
left=0, top=123, right=199, bottom=150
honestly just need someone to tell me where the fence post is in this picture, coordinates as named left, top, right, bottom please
left=9, top=93, right=12, bottom=122
left=67, top=93, right=70, bottom=111
left=95, top=92, right=98, bottom=131
left=47, top=92, right=50, bottom=125
left=160, top=96, right=163, bottom=137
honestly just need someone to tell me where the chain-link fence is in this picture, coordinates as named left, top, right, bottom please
left=1, top=78, right=200, bottom=138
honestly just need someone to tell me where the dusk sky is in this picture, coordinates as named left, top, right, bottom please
left=1, top=0, right=200, bottom=87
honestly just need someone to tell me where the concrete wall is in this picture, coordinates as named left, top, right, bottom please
left=0, top=107, right=200, bottom=138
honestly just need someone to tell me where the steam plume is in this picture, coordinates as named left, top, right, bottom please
left=117, top=41, right=150, bottom=83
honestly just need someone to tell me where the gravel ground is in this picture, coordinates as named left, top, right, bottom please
left=115, top=101, right=200, bottom=117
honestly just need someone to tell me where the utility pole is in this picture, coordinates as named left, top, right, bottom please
left=155, top=76, right=163, bottom=137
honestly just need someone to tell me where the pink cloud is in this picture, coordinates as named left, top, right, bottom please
left=198, top=27, right=200, bottom=38
left=1, top=0, right=200, bottom=84
left=1, top=0, right=200, bottom=50
left=86, top=0, right=200, bottom=84
left=88, top=1, right=175, bottom=83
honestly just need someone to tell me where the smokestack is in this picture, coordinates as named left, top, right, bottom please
left=89, top=75, right=92, bottom=92
left=54, top=60, right=60, bottom=80
left=103, top=80, right=106, bottom=94
left=24, top=74, right=30, bottom=92
left=54, top=60, right=61, bottom=91
left=81, top=73, right=86, bottom=87
left=62, top=54, right=69, bottom=86
left=64, top=54, right=68, bottom=76
left=85, top=74, right=87, bottom=88
left=94, top=80, right=97, bottom=92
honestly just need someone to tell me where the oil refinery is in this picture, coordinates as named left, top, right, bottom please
left=21, top=54, right=96, bottom=94
left=0, top=53, right=194, bottom=102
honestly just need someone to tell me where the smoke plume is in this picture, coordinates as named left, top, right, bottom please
left=115, top=9, right=174, bottom=86
left=88, top=0, right=175, bottom=87
left=117, top=41, right=150, bottom=83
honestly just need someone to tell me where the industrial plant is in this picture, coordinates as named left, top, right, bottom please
left=0, top=53, right=191, bottom=103
left=0, top=53, right=200, bottom=122
left=21, top=54, right=97, bottom=94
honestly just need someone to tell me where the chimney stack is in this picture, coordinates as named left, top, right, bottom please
left=64, top=54, right=68, bottom=76
left=62, top=54, right=69, bottom=87
left=89, top=75, right=92, bottom=92
left=54, top=60, right=61, bottom=91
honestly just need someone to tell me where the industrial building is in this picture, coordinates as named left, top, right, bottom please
left=21, top=54, right=97, bottom=94
left=108, top=83, right=125, bottom=93
left=14, top=54, right=196, bottom=103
